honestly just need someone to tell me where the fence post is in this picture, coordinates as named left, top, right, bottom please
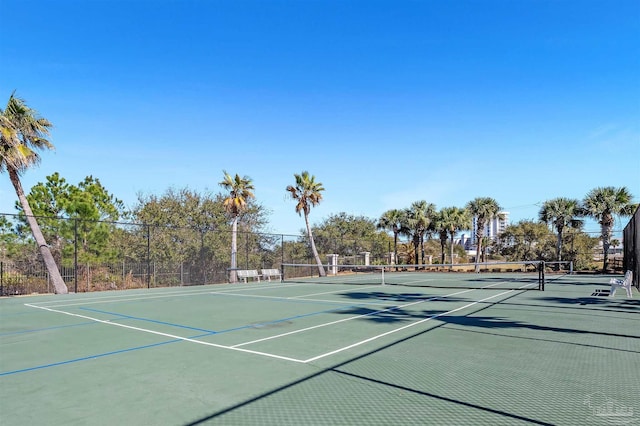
left=74, top=218, right=78, bottom=293
left=146, top=224, right=151, bottom=289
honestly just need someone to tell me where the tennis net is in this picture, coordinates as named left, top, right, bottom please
left=282, top=261, right=552, bottom=290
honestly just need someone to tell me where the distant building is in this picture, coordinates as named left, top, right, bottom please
left=458, top=233, right=470, bottom=248
left=466, top=211, right=510, bottom=249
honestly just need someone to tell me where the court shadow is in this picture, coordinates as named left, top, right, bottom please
left=183, top=290, right=637, bottom=426
left=184, top=310, right=556, bottom=426
left=538, top=296, right=610, bottom=306
left=549, top=280, right=616, bottom=286
left=340, top=291, right=468, bottom=304
left=466, top=277, right=538, bottom=283
left=536, top=296, right=640, bottom=310
left=333, top=306, right=441, bottom=323
left=425, top=313, right=639, bottom=340
left=340, top=291, right=433, bottom=302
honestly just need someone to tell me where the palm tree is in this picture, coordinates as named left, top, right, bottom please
left=0, top=92, right=68, bottom=294
left=538, top=197, right=583, bottom=264
left=376, top=209, right=406, bottom=269
left=466, top=197, right=502, bottom=272
left=404, top=201, right=436, bottom=267
left=435, top=215, right=449, bottom=266
left=286, top=171, right=326, bottom=277
left=219, top=171, right=255, bottom=283
left=435, top=207, right=472, bottom=268
left=582, top=186, right=636, bottom=273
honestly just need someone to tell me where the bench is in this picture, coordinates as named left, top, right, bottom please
left=609, top=270, right=633, bottom=298
left=235, top=269, right=261, bottom=283
left=261, top=268, right=282, bottom=282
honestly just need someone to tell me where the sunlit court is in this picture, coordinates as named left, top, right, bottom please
left=1, top=272, right=638, bottom=425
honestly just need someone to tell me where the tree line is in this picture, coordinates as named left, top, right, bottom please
left=377, top=189, right=636, bottom=274
left=1, top=92, right=637, bottom=293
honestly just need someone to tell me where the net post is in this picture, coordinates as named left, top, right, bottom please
left=570, top=261, right=573, bottom=275
left=539, top=261, right=545, bottom=291
left=381, top=265, right=385, bottom=286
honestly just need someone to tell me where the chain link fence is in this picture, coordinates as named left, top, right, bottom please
left=2, top=213, right=399, bottom=294
left=0, top=213, right=316, bottom=295
left=0, top=212, right=624, bottom=295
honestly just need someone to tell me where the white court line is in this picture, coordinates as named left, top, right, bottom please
left=233, top=281, right=534, bottom=360
left=27, top=281, right=314, bottom=309
left=24, top=280, right=532, bottom=364
left=33, top=289, right=227, bottom=308
left=382, top=272, right=539, bottom=286
left=289, top=285, right=381, bottom=299
left=232, top=287, right=477, bottom=348
left=213, top=284, right=381, bottom=302
left=303, top=289, right=517, bottom=363
left=28, top=286, right=219, bottom=306
left=215, top=292, right=389, bottom=306
left=23, top=303, right=306, bottom=363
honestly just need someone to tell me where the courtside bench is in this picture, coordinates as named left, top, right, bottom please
left=236, top=269, right=261, bottom=283
left=261, top=268, right=282, bottom=282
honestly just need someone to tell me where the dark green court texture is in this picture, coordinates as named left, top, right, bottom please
left=1, top=273, right=638, bottom=425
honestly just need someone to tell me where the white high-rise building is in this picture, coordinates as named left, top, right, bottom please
left=468, top=211, right=509, bottom=248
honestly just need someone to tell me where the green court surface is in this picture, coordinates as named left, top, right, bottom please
left=1, top=274, right=638, bottom=425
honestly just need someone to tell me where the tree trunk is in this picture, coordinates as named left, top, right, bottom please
left=556, top=224, right=564, bottom=263
left=9, top=168, right=68, bottom=294
left=449, top=230, right=455, bottom=271
left=474, top=224, right=484, bottom=273
left=393, top=231, right=398, bottom=272
left=556, top=232, right=563, bottom=262
left=601, top=218, right=613, bottom=274
left=305, top=213, right=325, bottom=277
left=555, top=226, right=564, bottom=271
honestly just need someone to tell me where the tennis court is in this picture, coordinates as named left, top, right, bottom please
left=1, top=272, right=638, bottom=425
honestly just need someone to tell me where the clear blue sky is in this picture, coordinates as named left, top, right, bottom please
left=1, top=0, right=639, bottom=236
